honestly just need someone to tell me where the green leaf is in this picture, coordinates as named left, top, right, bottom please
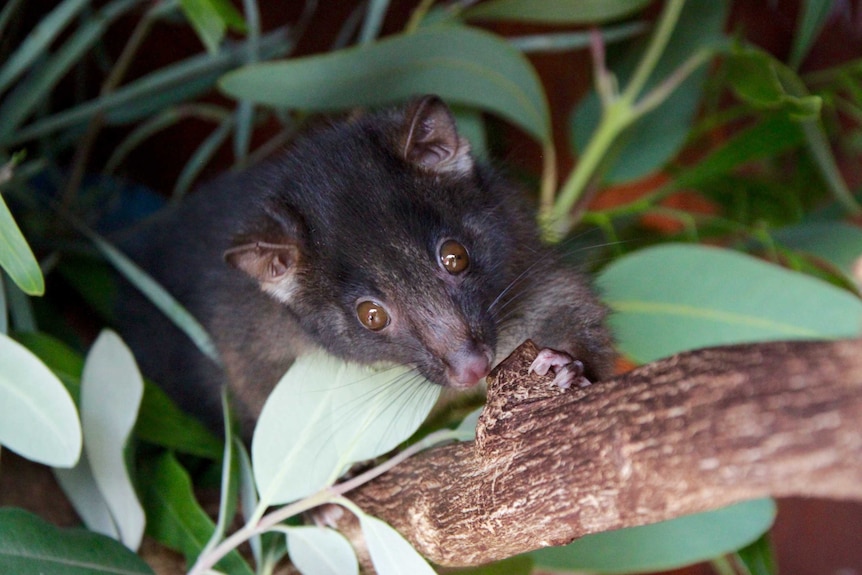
left=79, top=330, right=145, bottom=550
left=201, top=391, right=240, bottom=559
left=735, top=533, right=778, bottom=575
left=13, top=331, right=223, bottom=459
left=141, top=451, right=253, bottom=575
left=0, top=0, right=89, bottom=95
left=285, top=526, right=359, bottom=575
left=54, top=455, right=120, bottom=541
left=598, top=244, right=862, bottom=363
left=532, top=499, right=776, bottom=573
left=571, top=0, right=727, bottom=183
left=0, top=0, right=138, bottom=140
left=252, top=353, right=440, bottom=506
left=7, top=27, right=294, bottom=145
left=0, top=332, right=81, bottom=466
left=359, top=514, right=437, bottom=575
left=179, top=0, right=247, bottom=54
left=12, top=331, right=83, bottom=401
left=772, top=221, right=862, bottom=281
left=0, top=508, right=153, bottom=574
left=726, top=48, right=821, bottom=120
left=220, top=24, right=551, bottom=144
left=0, top=192, right=44, bottom=296
left=788, top=0, right=833, bottom=70
left=464, top=0, right=651, bottom=24
left=674, top=114, right=806, bottom=190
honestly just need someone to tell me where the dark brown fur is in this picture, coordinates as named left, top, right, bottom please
left=116, top=96, right=614, bottom=438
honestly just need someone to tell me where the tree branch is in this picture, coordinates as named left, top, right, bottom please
left=340, top=338, right=862, bottom=567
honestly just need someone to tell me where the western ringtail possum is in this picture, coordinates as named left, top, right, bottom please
left=117, top=96, right=615, bottom=438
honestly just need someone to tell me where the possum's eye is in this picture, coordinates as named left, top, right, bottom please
left=439, top=240, right=469, bottom=274
left=356, top=300, right=390, bottom=331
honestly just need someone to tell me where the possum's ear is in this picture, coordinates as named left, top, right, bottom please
left=401, top=95, right=473, bottom=175
left=224, top=204, right=304, bottom=303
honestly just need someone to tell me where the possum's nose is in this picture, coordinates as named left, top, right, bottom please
left=445, top=341, right=493, bottom=388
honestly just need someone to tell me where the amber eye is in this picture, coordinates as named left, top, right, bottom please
left=356, top=300, right=390, bottom=331
left=439, top=240, right=469, bottom=274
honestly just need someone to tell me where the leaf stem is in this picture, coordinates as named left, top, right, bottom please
left=621, top=0, right=686, bottom=105
left=543, top=0, right=689, bottom=241
left=188, top=429, right=457, bottom=575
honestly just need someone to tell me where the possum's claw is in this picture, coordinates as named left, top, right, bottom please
left=529, top=348, right=591, bottom=389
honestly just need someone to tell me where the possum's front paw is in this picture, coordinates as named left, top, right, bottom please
left=529, top=348, right=591, bottom=389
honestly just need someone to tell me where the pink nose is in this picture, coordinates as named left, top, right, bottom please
left=446, top=343, right=492, bottom=388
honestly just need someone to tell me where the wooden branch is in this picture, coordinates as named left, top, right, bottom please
left=341, top=338, right=862, bottom=567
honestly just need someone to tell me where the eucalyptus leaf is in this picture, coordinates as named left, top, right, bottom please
left=726, top=48, right=821, bottom=120
left=201, top=390, right=240, bottom=558
left=772, top=221, right=862, bottom=281
left=220, top=24, right=550, bottom=143
left=532, top=499, right=776, bottom=573
left=464, top=0, right=651, bottom=24
left=8, top=26, right=294, bottom=144
left=454, top=406, right=484, bottom=441
left=0, top=273, right=6, bottom=334
left=0, top=508, right=153, bottom=575
left=0, top=0, right=89, bottom=95
left=180, top=0, right=244, bottom=53
left=13, top=330, right=223, bottom=458
left=735, top=532, right=778, bottom=575
left=359, top=513, right=437, bottom=575
left=54, top=455, right=120, bottom=540
left=252, top=353, right=440, bottom=506
left=0, top=0, right=138, bottom=140
left=788, top=0, right=833, bottom=70
left=0, top=332, right=81, bottom=467
left=673, top=114, right=806, bottom=190
left=141, top=451, right=254, bottom=575
left=80, top=329, right=145, bottom=550
left=0, top=192, right=44, bottom=296
left=285, top=526, right=359, bottom=575
left=598, top=244, right=862, bottom=363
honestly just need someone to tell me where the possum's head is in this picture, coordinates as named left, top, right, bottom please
left=224, top=96, right=538, bottom=389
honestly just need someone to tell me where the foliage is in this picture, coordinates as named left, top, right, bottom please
left=1, top=0, right=860, bottom=574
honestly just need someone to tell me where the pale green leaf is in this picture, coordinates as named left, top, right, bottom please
left=80, top=329, right=145, bottom=550
left=598, top=244, right=862, bottom=363
left=0, top=273, right=6, bottom=334
left=360, top=514, right=436, bottom=575
left=0, top=192, right=44, bottom=296
left=454, top=406, right=484, bottom=441
left=464, top=0, right=651, bottom=23
left=252, top=353, right=440, bottom=506
left=220, top=24, right=550, bottom=143
left=532, top=499, right=775, bottom=573
left=0, top=508, right=153, bottom=575
left=286, top=526, right=358, bottom=575
left=0, top=332, right=80, bottom=466
left=54, top=456, right=119, bottom=540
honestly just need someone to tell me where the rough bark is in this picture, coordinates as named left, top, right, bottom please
left=342, top=338, right=862, bottom=567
